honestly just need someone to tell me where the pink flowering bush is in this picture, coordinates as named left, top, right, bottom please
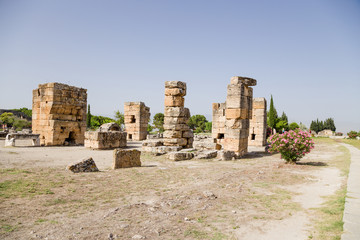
left=268, top=129, right=315, bottom=163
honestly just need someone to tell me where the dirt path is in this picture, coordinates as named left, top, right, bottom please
left=0, top=139, right=345, bottom=239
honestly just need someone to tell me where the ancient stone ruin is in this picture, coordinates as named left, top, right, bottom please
left=248, top=98, right=267, bottom=146
left=113, top=149, right=141, bottom=169
left=66, top=157, right=99, bottom=173
left=84, top=122, right=127, bottom=149
left=163, top=81, right=193, bottom=148
left=124, top=102, right=150, bottom=141
left=212, top=76, right=257, bottom=157
left=32, top=83, right=87, bottom=146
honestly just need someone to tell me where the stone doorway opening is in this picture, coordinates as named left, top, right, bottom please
left=65, top=131, right=76, bottom=145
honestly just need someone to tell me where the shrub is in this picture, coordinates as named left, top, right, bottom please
left=268, top=129, right=315, bottom=164
left=289, top=122, right=299, bottom=130
left=347, top=131, right=358, bottom=139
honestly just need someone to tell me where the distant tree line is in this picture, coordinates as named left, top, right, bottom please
left=309, top=118, right=336, bottom=133
left=267, top=95, right=306, bottom=134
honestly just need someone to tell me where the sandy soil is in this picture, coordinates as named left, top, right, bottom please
left=0, top=139, right=344, bottom=239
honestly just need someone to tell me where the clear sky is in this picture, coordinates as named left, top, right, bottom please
left=0, top=0, right=359, bottom=134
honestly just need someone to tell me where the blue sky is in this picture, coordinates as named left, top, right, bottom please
left=0, top=0, right=359, bottom=134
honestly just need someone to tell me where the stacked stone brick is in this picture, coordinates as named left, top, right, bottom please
left=32, top=83, right=87, bottom=146
left=248, top=98, right=267, bottom=146
left=163, top=81, right=193, bottom=148
left=211, top=102, right=226, bottom=143
left=212, top=76, right=256, bottom=157
left=84, top=123, right=127, bottom=149
left=124, top=102, right=150, bottom=141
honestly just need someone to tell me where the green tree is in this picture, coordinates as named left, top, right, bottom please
left=324, top=118, right=336, bottom=131
left=153, top=113, right=164, bottom=133
left=90, top=115, right=115, bottom=129
left=205, top=122, right=212, bottom=133
left=188, top=115, right=208, bottom=133
left=0, top=112, right=15, bottom=127
left=275, top=120, right=288, bottom=133
left=289, top=122, right=300, bottom=130
left=280, top=112, right=288, bottom=123
left=86, top=104, right=92, bottom=128
left=268, top=95, right=278, bottom=133
left=147, top=124, right=153, bottom=133
left=114, top=110, right=124, bottom=129
left=12, top=108, right=32, bottom=118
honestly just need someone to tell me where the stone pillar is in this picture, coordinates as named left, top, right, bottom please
left=124, top=102, right=150, bottom=141
left=223, top=76, right=256, bottom=157
left=32, top=83, right=87, bottom=146
left=248, top=98, right=267, bottom=146
left=212, top=102, right=226, bottom=144
left=163, top=81, right=193, bottom=148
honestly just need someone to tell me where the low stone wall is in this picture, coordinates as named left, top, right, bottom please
left=113, top=149, right=141, bottom=169
left=85, top=131, right=127, bottom=149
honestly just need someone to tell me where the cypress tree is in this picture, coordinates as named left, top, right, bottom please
left=86, top=104, right=92, bottom=128
left=268, top=95, right=278, bottom=133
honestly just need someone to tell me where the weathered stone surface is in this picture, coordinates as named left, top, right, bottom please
left=248, top=98, right=267, bottom=146
left=218, top=150, right=236, bottom=161
left=84, top=131, right=127, bottom=149
left=124, top=102, right=150, bottom=141
left=32, top=83, right=87, bottom=146
left=142, top=146, right=182, bottom=155
left=193, top=135, right=221, bottom=150
left=167, top=152, right=194, bottom=161
left=163, top=81, right=193, bottom=150
left=113, top=149, right=141, bottom=169
left=99, top=122, right=121, bottom=132
left=230, top=76, right=257, bottom=86
left=212, top=76, right=257, bottom=157
left=196, top=150, right=218, bottom=159
left=142, top=139, right=164, bottom=147
left=67, top=157, right=99, bottom=173
left=5, top=133, right=40, bottom=147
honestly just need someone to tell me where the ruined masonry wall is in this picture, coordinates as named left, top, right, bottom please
left=124, top=102, right=150, bottom=141
left=211, top=76, right=256, bottom=156
left=32, top=83, right=87, bottom=146
left=163, top=81, right=193, bottom=148
left=248, top=98, right=267, bottom=146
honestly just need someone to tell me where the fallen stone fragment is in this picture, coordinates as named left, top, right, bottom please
left=167, top=152, right=194, bottom=161
left=66, top=157, right=99, bottom=173
left=196, top=150, right=218, bottom=159
left=113, top=149, right=141, bottom=169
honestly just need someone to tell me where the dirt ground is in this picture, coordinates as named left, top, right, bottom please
left=0, top=139, right=345, bottom=240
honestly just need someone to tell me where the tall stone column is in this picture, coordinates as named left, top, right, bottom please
left=223, top=76, right=257, bottom=156
left=248, top=98, right=267, bottom=146
left=163, top=81, right=193, bottom=148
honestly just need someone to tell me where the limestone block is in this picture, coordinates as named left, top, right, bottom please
left=165, top=88, right=186, bottom=96
left=164, top=107, right=189, bottom=117
left=230, top=76, right=257, bottom=86
left=225, top=128, right=249, bottom=139
left=182, top=130, right=194, bottom=138
left=196, top=150, right=218, bottom=159
left=163, top=130, right=183, bottom=139
left=163, top=124, right=189, bottom=131
left=164, top=96, right=184, bottom=107
left=164, top=117, right=188, bottom=125
left=165, top=81, right=186, bottom=90
left=167, top=152, right=194, bottom=161
left=225, top=119, right=249, bottom=129
left=66, top=157, right=99, bottom=173
left=163, top=138, right=188, bottom=146
left=113, top=149, right=141, bottom=169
